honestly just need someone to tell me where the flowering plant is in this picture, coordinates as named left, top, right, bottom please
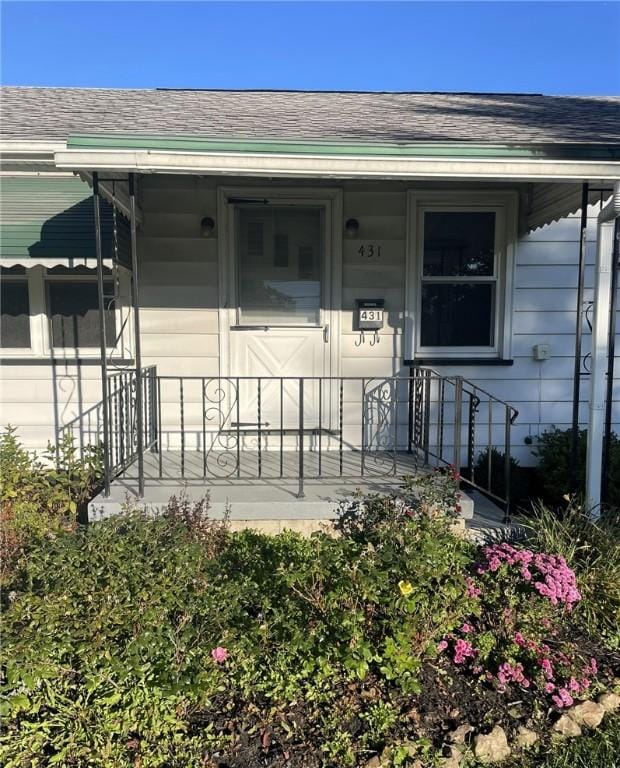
left=434, top=540, right=600, bottom=710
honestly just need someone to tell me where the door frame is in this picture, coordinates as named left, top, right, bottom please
left=216, top=185, right=343, bottom=380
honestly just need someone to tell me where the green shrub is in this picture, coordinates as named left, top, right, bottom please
left=532, top=427, right=620, bottom=509
left=1, top=469, right=617, bottom=767
left=473, top=447, right=530, bottom=507
left=0, top=427, right=102, bottom=585
left=1, top=480, right=475, bottom=765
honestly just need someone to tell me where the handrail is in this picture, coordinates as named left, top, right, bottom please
left=413, top=365, right=519, bottom=421
left=409, top=365, right=518, bottom=519
left=64, top=368, right=518, bottom=521
left=58, top=366, right=157, bottom=477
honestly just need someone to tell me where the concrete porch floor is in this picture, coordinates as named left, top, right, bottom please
left=87, top=449, right=496, bottom=529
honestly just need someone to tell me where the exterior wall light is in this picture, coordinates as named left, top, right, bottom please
left=344, top=218, right=359, bottom=237
left=200, top=216, right=215, bottom=237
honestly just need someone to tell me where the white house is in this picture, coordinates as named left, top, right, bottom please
left=0, top=88, right=618, bottom=521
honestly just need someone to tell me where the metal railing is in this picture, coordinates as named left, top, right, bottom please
left=59, top=366, right=157, bottom=476
left=409, top=366, right=519, bottom=512
left=106, top=366, right=157, bottom=476
left=60, top=366, right=518, bottom=514
left=123, top=369, right=517, bottom=512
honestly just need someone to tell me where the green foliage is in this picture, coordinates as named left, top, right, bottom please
left=473, top=447, right=530, bottom=506
left=525, top=501, right=620, bottom=651
left=1, top=460, right=617, bottom=767
left=0, top=426, right=102, bottom=584
left=1, top=476, right=475, bottom=766
left=532, top=427, right=620, bottom=509
left=335, top=468, right=461, bottom=544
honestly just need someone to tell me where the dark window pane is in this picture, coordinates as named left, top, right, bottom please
left=423, top=212, right=495, bottom=277
left=421, top=283, right=494, bottom=347
left=1, top=281, right=31, bottom=348
left=49, top=281, right=115, bottom=348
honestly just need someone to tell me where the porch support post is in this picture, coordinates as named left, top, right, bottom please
left=129, top=173, right=145, bottom=497
left=93, top=172, right=111, bottom=497
left=570, top=182, right=588, bottom=487
left=585, top=182, right=620, bottom=516
left=602, top=219, right=620, bottom=503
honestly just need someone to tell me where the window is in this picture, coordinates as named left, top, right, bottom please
left=237, top=206, right=323, bottom=325
left=0, top=265, right=124, bottom=357
left=1, top=273, right=31, bottom=348
left=48, top=279, right=116, bottom=349
left=408, top=193, right=516, bottom=359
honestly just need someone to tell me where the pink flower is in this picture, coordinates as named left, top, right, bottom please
left=568, top=677, right=581, bottom=693
left=437, top=640, right=448, bottom=652
left=558, top=688, right=574, bottom=707
left=453, top=638, right=477, bottom=665
left=461, top=622, right=473, bottom=634
left=590, top=658, right=598, bottom=675
left=545, top=683, right=556, bottom=693
left=540, top=658, right=554, bottom=681
left=465, top=577, right=482, bottom=598
left=497, top=661, right=528, bottom=687
left=211, top=646, right=229, bottom=663
left=514, top=632, right=526, bottom=647
left=476, top=545, right=581, bottom=609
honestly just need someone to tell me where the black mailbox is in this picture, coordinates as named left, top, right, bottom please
left=355, top=299, right=385, bottom=331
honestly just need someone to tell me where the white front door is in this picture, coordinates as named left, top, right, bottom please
left=227, top=201, right=333, bottom=429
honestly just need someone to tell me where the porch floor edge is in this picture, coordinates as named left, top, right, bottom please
left=88, top=476, right=476, bottom=523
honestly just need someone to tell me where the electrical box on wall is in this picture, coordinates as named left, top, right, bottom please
left=532, top=343, right=551, bottom=361
left=356, top=299, right=385, bottom=331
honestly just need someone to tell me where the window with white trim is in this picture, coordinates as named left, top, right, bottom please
left=0, top=265, right=126, bottom=358
left=46, top=267, right=116, bottom=350
left=0, top=268, right=31, bottom=349
left=408, top=192, right=516, bottom=360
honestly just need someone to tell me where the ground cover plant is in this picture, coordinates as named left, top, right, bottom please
left=1, top=436, right=619, bottom=767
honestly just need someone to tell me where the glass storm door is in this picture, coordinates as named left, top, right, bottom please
left=230, top=205, right=330, bottom=431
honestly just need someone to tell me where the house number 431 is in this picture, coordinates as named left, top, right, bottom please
left=358, top=244, right=382, bottom=258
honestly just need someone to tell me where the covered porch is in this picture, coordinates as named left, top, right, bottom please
left=47, top=135, right=620, bottom=522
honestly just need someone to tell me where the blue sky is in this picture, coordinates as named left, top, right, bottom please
left=1, top=1, right=619, bottom=94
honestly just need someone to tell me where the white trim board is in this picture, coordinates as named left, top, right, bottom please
left=53, top=148, right=620, bottom=183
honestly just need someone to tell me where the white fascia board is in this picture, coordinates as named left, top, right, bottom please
left=1, top=141, right=64, bottom=162
left=53, top=148, right=620, bottom=182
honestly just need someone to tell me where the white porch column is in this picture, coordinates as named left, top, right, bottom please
left=586, top=182, right=620, bottom=516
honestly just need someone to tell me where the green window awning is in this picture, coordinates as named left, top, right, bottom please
left=0, top=176, right=129, bottom=267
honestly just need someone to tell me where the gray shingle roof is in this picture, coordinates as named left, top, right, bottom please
left=1, top=87, right=619, bottom=144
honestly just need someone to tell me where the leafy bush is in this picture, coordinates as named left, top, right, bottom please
left=0, top=475, right=476, bottom=766
left=1, top=467, right=618, bottom=767
left=473, top=447, right=531, bottom=507
left=436, top=540, right=600, bottom=713
left=532, top=427, right=620, bottom=509
left=0, top=427, right=102, bottom=585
